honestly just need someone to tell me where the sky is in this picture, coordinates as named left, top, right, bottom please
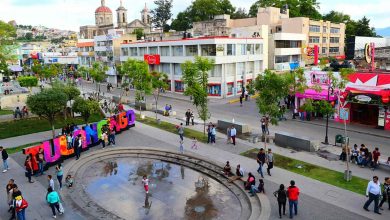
left=0, top=0, right=389, bottom=31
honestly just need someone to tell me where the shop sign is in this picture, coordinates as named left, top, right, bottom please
left=144, top=54, right=160, bottom=65
left=354, top=95, right=371, bottom=103
left=339, top=108, right=349, bottom=120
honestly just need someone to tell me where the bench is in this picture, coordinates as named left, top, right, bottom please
left=274, top=131, right=319, bottom=152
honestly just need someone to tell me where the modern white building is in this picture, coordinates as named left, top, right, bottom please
left=120, top=36, right=268, bottom=97
left=42, top=52, right=78, bottom=65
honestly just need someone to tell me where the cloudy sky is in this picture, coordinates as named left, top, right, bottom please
left=0, top=0, right=389, bottom=31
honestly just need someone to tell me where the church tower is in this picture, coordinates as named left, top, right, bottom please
left=140, top=3, right=151, bottom=25
left=95, top=0, right=113, bottom=27
left=116, top=0, right=127, bottom=28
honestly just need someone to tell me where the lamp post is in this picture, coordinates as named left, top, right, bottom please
left=323, top=85, right=334, bottom=145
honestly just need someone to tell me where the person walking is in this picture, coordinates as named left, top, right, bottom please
left=211, top=125, right=217, bottom=144
left=46, top=187, right=63, bottom=218
left=239, top=95, right=243, bottom=107
left=177, top=123, right=184, bottom=141
left=363, top=176, right=382, bottom=214
left=142, top=175, right=150, bottom=194
left=48, top=175, right=55, bottom=191
left=107, top=127, right=116, bottom=146
left=36, top=148, right=45, bottom=176
left=74, top=134, right=82, bottom=159
left=15, top=195, right=28, bottom=220
left=191, top=137, right=198, bottom=150
left=287, top=180, right=300, bottom=219
left=56, top=164, right=63, bottom=190
left=256, top=148, right=266, bottom=178
left=0, top=146, right=9, bottom=172
left=266, top=148, right=274, bottom=176
left=230, top=125, right=237, bottom=146
left=185, top=109, right=191, bottom=126
left=207, top=123, right=212, bottom=144
left=273, top=184, right=287, bottom=218
left=379, top=177, right=390, bottom=210
left=226, top=126, right=231, bottom=144
left=24, top=156, right=34, bottom=183
left=372, top=148, right=381, bottom=170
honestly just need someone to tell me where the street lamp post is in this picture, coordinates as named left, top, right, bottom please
left=324, top=85, right=334, bottom=145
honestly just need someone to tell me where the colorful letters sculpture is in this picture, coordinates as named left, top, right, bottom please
left=23, top=110, right=135, bottom=170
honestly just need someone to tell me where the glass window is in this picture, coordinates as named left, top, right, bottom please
left=129, top=47, right=138, bottom=56
left=174, top=81, right=184, bottom=92
left=225, top=63, right=235, bottom=76
left=172, top=46, right=183, bottom=56
left=275, top=56, right=289, bottom=63
left=322, top=47, right=327, bottom=54
left=149, top=47, right=158, bottom=54
left=322, top=37, right=327, bottom=43
left=291, top=55, right=300, bottom=62
left=323, top=26, right=327, bottom=33
left=185, top=45, right=198, bottom=56
left=200, top=44, right=216, bottom=56
left=121, top=48, right=128, bottom=56
left=227, top=83, right=234, bottom=95
left=247, top=61, right=254, bottom=75
left=309, top=36, right=320, bottom=43
left=208, top=85, right=221, bottom=96
left=227, top=44, right=236, bottom=56
left=330, top=27, right=340, bottom=34
left=329, top=47, right=339, bottom=53
left=173, top=63, right=182, bottom=75
left=139, top=47, right=146, bottom=56
left=330, top=37, right=339, bottom=43
left=210, top=64, right=222, bottom=77
left=255, top=44, right=263, bottom=54
left=309, top=25, right=320, bottom=32
left=237, top=81, right=243, bottom=92
left=247, top=44, right=254, bottom=55
left=275, top=41, right=301, bottom=48
left=237, top=62, right=245, bottom=76
left=160, top=46, right=170, bottom=56
left=161, top=63, right=170, bottom=74
left=239, top=44, right=246, bottom=55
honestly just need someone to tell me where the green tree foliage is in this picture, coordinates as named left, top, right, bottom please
left=76, top=66, right=89, bottom=79
left=182, top=56, right=214, bottom=135
left=151, top=71, right=169, bottom=120
left=284, top=68, right=307, bottom=95
left=254, top=69, right=290, bottom=125
left=26, top=88, right=67, bottom=139
left=63, top=85, right=81, bottom=117
left=132, top=28, right=144, bottom=40
left=151, top=0, right=173, bottom=32
left=231, top=7, right=249, bottom=19
left=170, top=11, right=192, bottom=31
left=0, top=20, right=16, bottom=66
left=249, top=0, right=321, bottom=19
left=17, top=76, right=38, bottom=91
left=90, top=62, right=108, bottom=95
left=72, top=97, right=100, bottom=124
left=354, top=16, right=376, bottom=37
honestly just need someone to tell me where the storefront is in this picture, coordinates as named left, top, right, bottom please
left=208, top=83, right=221, bottom=96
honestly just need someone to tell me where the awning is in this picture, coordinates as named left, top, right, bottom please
left=296, top=88, right=338, bottom=101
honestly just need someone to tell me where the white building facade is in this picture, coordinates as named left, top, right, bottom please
left=120, top=37, right=268, bottom=98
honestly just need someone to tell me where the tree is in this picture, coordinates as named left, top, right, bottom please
left=121, top=59, right=152, bottom=115
left=26, top=88, right=67, bottom=139
left=63, top=85, right=81, bottom=117
left=24, top=33, right=33, bottom=41
left=72, top=97, right=100, bottom=125
left=355, top=16, right=376, bottom=37
left=182, top=56, right=214, bottom=135
left=231, top=7, right=249, bottom=19
left=17, top=76, right=38, bottom=92
left=170, top=11, right=192, bottom=31
left=249, top=0, right=321, bottom=19
left=151, top=71, right=169, bottom=121
left=0, top=20, right=16, bottom=67
left=89, top=62, right=108, bottom=99
left=76, top=66, right=89, bottom=79
left=132, top=28, right=144, bottom=40
left=254, top=69, right=290, bottom=125
left=151, top=0, right=173, bottom=32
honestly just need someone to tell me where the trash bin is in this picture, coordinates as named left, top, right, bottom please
left=335, top=134, right=345, bottom=146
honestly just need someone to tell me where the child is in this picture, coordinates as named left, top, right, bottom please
left=191, top=137, right=198, bottom=150
left=65, top=175, right=74, bottom=188
left=48, top=175, right=55, bottom=190
left=66, top=133, right=72, bottom=150
left=101, top=132, right=108, bottom=149
left=142, top=175, right=149, bottom=194
left=179, top=140, right=184, bottom=154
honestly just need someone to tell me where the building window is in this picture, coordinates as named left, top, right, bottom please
left=174, top=81, right=184, bottom=92
left=237, top=62, right=245, bottom=76
left=129, top=47, right=138, bottom=56
left=227, top=44, right=235, bottom=56
left=139, top=47, right=146, bottom=56
left=322, top=37, right=327, bottom=43
left=227, top=83, right=234, bottom=95
left=172, top=46, right=183, bottom=56
left=247, top=44, right=255, bottom=55
left=323, top=26, right=327, bottom=33
left=149, top=47, right=158, bottom=54
left=160, top=46, right=170, bottom=56
left=247, top=61, right=254, bottom=75
left=291, top=55, right=300, bottom=62
left=161, top=63, right=170, bottom=74
left=208, top=84, right=221, bottom=96
left=330, top=37, right=339, bottom=43
left=322, top=47, right=327, bottom=54
left=239, top=44, right=246, bottom=55
left=309, top=25, right=320, bottom=32
left=121, top=48, right=128, bottom=56
left=200, top=44, right=216, bottom=56
left=225, top=63, right=235, bottom=76
left=275, top=55, right=289, bottom=63
left=173, top=63, right=182, bottom=75
left=255, top=44, right=263, bottom=54
left=210, top=64, right=222, bottom=77
left=329, top=47, right=339, bottom=53
left=275, top=41, right=301, bottom=48
left=309, top=36, right=320, bottom=43
left=330, top=27, right=340, bottom=34
left=185, top=45, right=198, bottom=56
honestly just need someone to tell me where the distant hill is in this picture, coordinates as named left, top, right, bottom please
left=376, top=27, right=390, bottom=37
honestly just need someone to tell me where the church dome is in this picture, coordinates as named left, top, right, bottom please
left=95, top=6, right=112, bottom=13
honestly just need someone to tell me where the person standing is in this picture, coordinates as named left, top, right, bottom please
left=142, top=175, right=150, bottom=194
left=101, top=131, right=108, bottom=149
left=287, top=180, right=300, bottom=219
left=256, top=148, right=266, bottom=178
left=66, top=133, right=72, bottom=150
left=46, top=187, right=63, bottom=218
left=0, top=146, right=9, bottom=172
left=230, top=125, right=237, bottom=146
left=191, top=137, right=198, bottom=150
left=107, top=127, right=116, bottom=146
left=190, top=110, right=195, bottom=125
left=207, top=123, right=212, bottom=144
left=36, top=148, right=45, bottom=176
left=261, top=116, right=266, bottom=135
left=185, top=109, right=191, bottom=126
left=363, top=176, right=382, bottom=214
left=265, top=116, right=270, bottom=135
left=48, top=175, right=55, bottom=191
left=74, top=135, right=81, bottom=160
left=24, top=156, right=34, bottom=183
left=211, top=125, right=217, bottom=144
left=273, top=184, right=287, bottom=218
left=239, top=95, right=243, bottom=107
left=372, top=148, right=381, bottom=170
left=56, top=164, right=63, bottom=190
left=177, top=123, right=184, bottom=141
left=266, top=149, right=274, bottom=176
left=379, top=177, right=390, bottom=210
left=226, top=126, right=231, bottom=144
left=15, top=195, right=28, bottom=220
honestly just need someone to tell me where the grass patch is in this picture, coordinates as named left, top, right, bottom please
left=5, top=142, right=42, bottom=155
left=0, top=109, right=13, bottom=116
left=0, top=113, right=104, bottom=139
left=136, top=114, right=208, bottom=143
left=241, top=148, right=367, bottom=195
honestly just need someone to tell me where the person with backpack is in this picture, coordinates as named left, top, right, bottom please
left=287, top=180, right=300, bottom=218
left=274, top=184, right=288, bottom=218
left=15, top=195, right=28, bottom=220
left=46, top=187, right=63, bottom=218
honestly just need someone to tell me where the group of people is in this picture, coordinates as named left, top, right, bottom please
left=261, top=116, right=270, bottom=135
left=164, top=104, right=173, bottom=116
left=6, top=179, right=29, bottom=220
left=207, top=122, right=217, bottom=145
left=363, top=175, right=390, bottom=215
left=13, top=106, right=28, bottom=119
left=341, top=144, right=384, bottom=170
left=106, top=83, right=114, bottom=92
left=222, top=160, right=300, bottom=219
left=185, top=109, right=195, bottom=126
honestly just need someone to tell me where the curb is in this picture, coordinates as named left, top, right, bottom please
left=228, top=94, right=259, bottom=104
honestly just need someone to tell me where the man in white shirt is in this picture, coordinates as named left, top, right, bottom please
left=230, top=126, right=237, bottom=146
left=363, top=176, right=382, bottom=214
